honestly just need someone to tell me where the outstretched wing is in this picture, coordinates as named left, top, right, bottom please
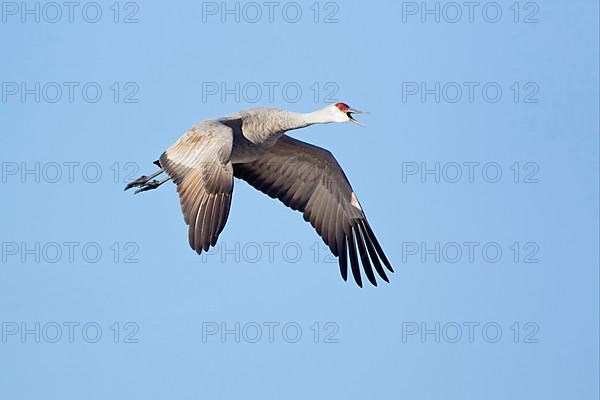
left=233, top=135, right=393, bottom=287
left=160, top=120, right=234, bottom=253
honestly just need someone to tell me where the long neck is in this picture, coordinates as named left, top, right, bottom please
left=243, top=107, right=334, bottom=145
left=292, top=107, right=335, bottom=129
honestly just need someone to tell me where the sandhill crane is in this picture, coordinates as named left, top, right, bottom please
left=125, top=103, right=393, bottom=287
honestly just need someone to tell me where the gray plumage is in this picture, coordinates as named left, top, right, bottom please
left=125, top=103, right=393, bottom=287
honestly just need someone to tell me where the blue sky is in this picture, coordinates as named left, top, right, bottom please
left=1, top=1, right=598, bottom=399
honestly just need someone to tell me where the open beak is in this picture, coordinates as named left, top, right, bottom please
left=347, top=108, right=368, bottom=126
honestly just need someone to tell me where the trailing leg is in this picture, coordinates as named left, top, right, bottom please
left=124, top=169, right=164, bottom=191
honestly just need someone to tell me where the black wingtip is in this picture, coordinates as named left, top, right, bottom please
left=354, top=223, right=377, bottom=287
left=363, top=219, right=394, bottom=273
left=338, top=235, right=348, bottom=281
left=358, top=220, right=390, bottom=282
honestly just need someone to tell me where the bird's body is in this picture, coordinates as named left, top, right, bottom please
left=126, top=103, right=393, bottom=287
left=222, top=108, right=301, bottom=162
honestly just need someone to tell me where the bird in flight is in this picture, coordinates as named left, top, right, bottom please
left=125, top=103, right=393, bottom=287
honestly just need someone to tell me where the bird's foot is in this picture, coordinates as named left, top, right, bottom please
left=134, top=179, right=163, bottom=194
left=124, top=175, right=152, bottom=191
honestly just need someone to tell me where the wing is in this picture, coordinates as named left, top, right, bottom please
left=160, top=120, right=234, bottom=254
left=233, top=135, right=393, bottom=287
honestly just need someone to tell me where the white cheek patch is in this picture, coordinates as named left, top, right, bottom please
left=351, top=192, right=362, bottom=210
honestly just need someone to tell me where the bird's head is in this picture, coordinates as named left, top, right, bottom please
left=329, top=102, right=368, bottom=126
